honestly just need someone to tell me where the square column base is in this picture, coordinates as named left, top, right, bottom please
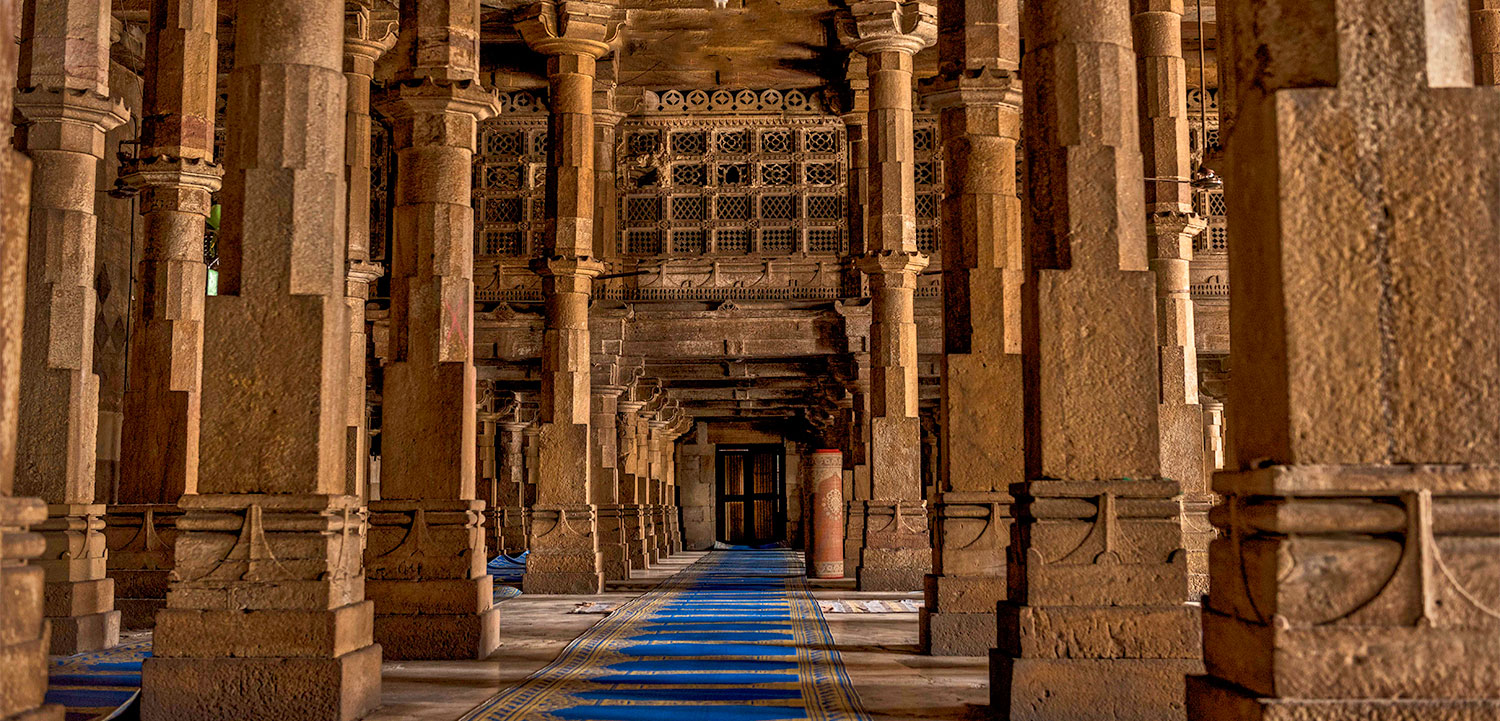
left=856, top=545, right=931, bottom=591
left=992, top=655, right=1201, bottom=721
left=920, top=609, right=997, bottom=657
left=372, top=605, right=500, bottom=660
left=1187, top=675, right=1500, bottom=721
left=523, top=569, right=605, bottom=595
left=142, top=643, right=381, bottom=721
left=44, top=602, right=120, bottom=655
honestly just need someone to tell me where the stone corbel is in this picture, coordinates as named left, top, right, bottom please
left=518, top=0, right=621, bottom=58
left=847, top=0, right=936, bottom=55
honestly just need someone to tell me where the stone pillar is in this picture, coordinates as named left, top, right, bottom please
left=992, top=0, right=1202, bottom=716
left=140, top=0, right=382, bottom=716
left=616, top=397, right=649, bottom=571
left=592, top=385, right=629, bottom=581
left=1473, top=0, right=1500, bottom=84
left=918, top=0, right=1023, bottom=656
left=518, top=0, right=617, bottom=595
left=647, top=414, right=672, bottom=560
left=496, top=418, right=529, bottom=556
left=807, top=450, right=845, bottom=579
left=522, top=421, right=541, bottom=551
left=343, top=0, right=395, bottom=505
left=13, top=0, right=130, bottom=654
left=1134, top=0, right=1211, bottom=601
left=367, top=0, right=502, bottom=660
left=848, top=0, right=936, bottom=592
left=0, top=0, right=59, bottom=711
left=637, top=404, right=661, bottom=564
left=477, top=411, right=501, bottom=558
left=1190, top=1, right=1500, bottom=717
left=107, top=0, right=221, bottom=632
left=662, top=418, right=688, bottom=555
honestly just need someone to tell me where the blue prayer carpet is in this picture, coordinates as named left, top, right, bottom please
left=461, top=550, right=869, bottom=721
left=46, top=638, right=151, bottom=720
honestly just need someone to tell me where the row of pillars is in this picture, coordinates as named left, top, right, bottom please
left=471, top=387, right=691, bottom=582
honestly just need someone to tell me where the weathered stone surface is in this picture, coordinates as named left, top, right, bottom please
left=920, top=0, right=1022, bottom=655
left=1191, top=0, right=1500, bottom=716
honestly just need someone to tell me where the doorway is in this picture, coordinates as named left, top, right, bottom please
left=715, top=445, right=786, bottom=546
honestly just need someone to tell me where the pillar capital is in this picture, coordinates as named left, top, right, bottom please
left=856, top=250, right=929, bottom=277
left=119, top=154, right=223, bottom=194
left=14, top=86, right=128, bottom=136
left=849, top=0, right=936, bottom=56
left=344, top=4, right=397, bottom=70
left=530, top=255, right=607, bottom=278
left=376, top=77, right=501, bottom=121
left=921, top=68, right=1021, bottom=112
left=518, top=0, right=619, bottom=59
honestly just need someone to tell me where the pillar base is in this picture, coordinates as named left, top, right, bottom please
left=920, top=609, right=997, bottom=657
left=524, top=504, right=604, bottom=594
left=142, top=642, right=381, bottom=721
left=367, top=576, right=500, bottom=660
left=1187, top=675, right=1499, bottom=721
left=105, top=504, right=180, bottom=630
left=843, top=499, right=866, bottom=569
left=373, top=605, right=500, bottom=660
left=992, top=654, right=1201, bottom=721
left=597, top=505, right=630, bottom=581
left=856, top=500, right=931, bottom=591
left=8, top=706, right=64, bottom=721
left=45, top=606, right=122, bottom=655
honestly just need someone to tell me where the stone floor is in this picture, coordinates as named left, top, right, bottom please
left=369, top=551, right=990, bottom=721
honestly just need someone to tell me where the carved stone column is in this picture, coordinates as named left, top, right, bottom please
left=522, top=420, right=541, bottom=551
left=616, top=396, right=649, bottom=571
left=367, top=0, right=501, bottom=660
left=13, top=0, right=130, bottom=654
left=477, top=409, right=501, bottom=558
left=661, top=416, right=689, bottom=555
left=342, top=0, right=395, bottom=505
left=592, top=385, right=629, bottom=580
left=647, top=412, right=674, bottom=560
left=1474, top=0, right=1500, bottom=84
left=915, top=0, right=1023, bottom=656
left=1133, top=0, right=1211, bottom=599
left=106, top=0, right=221, bottom=632
left=0, top=0, right=59, bottom=712
left=496, top=417, right=529, bottom=556
left=636, top=397, right=662, bottom=564
left=1190, top=1, right=1500, bottom=717
left=140, top=0, right=382, bottom=716
left=517, top=0, right=617, bottom=595
left=992, top=0, right=1202, bottom=716
left=848, top=0, right=936, bottom=592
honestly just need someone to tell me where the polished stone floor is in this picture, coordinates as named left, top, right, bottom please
left=371, top=551, right=990, bottom=721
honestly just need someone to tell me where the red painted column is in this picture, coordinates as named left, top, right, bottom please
left=807, top=450, right=845, bottom=579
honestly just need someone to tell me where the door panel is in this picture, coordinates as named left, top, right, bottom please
left=716, top=445, right=785, bottom=545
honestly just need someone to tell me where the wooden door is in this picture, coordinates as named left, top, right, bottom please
left=716, top=445, right=785, bottom=545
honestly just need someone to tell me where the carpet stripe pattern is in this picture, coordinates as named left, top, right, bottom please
left=46, top=638, right=151, bottom=720
left=461, top=550, right=869, bottom=721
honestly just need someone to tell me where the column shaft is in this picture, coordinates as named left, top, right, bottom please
left=496, top=421, right=528, bottom=555
left=994, top=0, right=1200, bottom=716
left=367, top=0, right=501, bottom=660
left=592, top=387, right=628, bottom=580
left=519, top=3, right=616, bottom=593
left=0, top=0, right=59, bottom=711
left=109, top=0, right=221, bottom=632
left=1133, top=0, right=1211, bottom=597
left=1474, top=0, right=1500, bottom=84
left=1192, top=1, right=1500, bottom=716
left=616, top=399, right=648, bottom=571
left=920, top=0, right=1023, bottom=656
left=343, top=1, right=393, bottom=505
left=14, top=0, right=129, bottom=654
left=849, top=1, right=937, bottom=592
left=141, top=0, right=382, bottom=716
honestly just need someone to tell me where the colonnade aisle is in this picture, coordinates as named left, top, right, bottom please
left=460, top=551, right=868, bottom=721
